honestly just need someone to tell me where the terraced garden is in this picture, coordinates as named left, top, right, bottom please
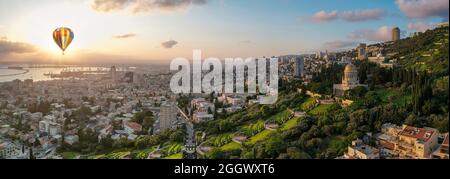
left=134, top=147, right=158, bottom=159
left=220, top=142, right=241, bottom=151
left=210, top=133, right=233, bottom=147
left=163, top=153, right=183, bottom=159
left=163, top=143, right=184, bottom=155
left=245, top=130, right=275, bottom=146
left=309, top=104, right=334, bottom=116
left=240, top=121, right=265, bottom=136
left=201, top=99, right=313, bottom=157
left=300, top=97, right=318, bottom=111
left=280, top=117, right=301, bottom=131
left=104, top=151, right=131, bottom=159
left=267, top=109, right=292, bottom=125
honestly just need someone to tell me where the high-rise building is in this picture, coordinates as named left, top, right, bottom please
left=159, top=102, right=178, bottom=132
left=110, top=66, right=118, bottom=83
left=357, top=43, right=367, bottom=60
left=294, top=57, right=304, bottom=77
left=316, top=51, right=324, bottom=59
left=392, top=27, right=400, bottom=41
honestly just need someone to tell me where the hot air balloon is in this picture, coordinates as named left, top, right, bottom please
left=53, top=27, right=74, bottom=55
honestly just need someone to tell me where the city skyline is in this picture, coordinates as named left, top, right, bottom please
left=0, top=0, right=448, bottom=64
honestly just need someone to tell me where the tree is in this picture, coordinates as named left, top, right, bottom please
left=132, top=111, right=154, bottom=125
left=285, top=147, right=311, bottom=159
left=365, top=91, right=381, bottom=108
left=261, top=105, right=273, bottom=117
left=207, top=148, right=225, bottom=159
left=134, top=136, right=150, bottom=150
left=348, top=86, right=368, bottom=99
left=170, top=130, right=186, bottom=143
left=264, top=134, right=284, bottom=158
left=100, top=136, right=114, bottom=151
left=405, top=114, right=419, bottom=126
left=142, top=116, right=155, bottom=133
left=218, top=120, right=234, bottom=132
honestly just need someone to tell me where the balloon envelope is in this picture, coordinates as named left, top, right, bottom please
left=53, top=27, right=74, bottom=54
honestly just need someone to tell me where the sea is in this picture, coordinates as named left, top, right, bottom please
left=0, top=64, right=115, bottom=83
left=0, top=64, right=170, bottom=83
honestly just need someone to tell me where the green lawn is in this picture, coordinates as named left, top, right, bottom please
left=246, top=130, right=274, bottom=146
left=61, top=152, right=80, bottom=159
left=134, top=146, right=157, bottom=159
left=280, top=117, right=301, bottom=131
left=374, top=88, right=411, bottom=106
left=88, top=154, right=106, bottom=159
left=164, top=153, right=183, bottom=159
left=105, top=151, right=131, bottom=159
left=309, top=104, right=333, bottom=116
left=375, top=89, right=399, bottom=102
left=300, top=97, right=317, bottom=111
left=220, top=142, right=242, bottom=151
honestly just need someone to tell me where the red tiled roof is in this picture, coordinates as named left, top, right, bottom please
left=380, top=141, right=395, bottom=150
left=125, top=122, right=142, bottom=131
left=399, top=126, right=435, bottom=142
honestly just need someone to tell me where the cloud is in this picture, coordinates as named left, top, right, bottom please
left=0, top=38, right=36, bottom=55
left=113, top=33, right=137, bottom=39
left=408, top=21, right=435, bottom=32
left=91, top=0, right=129, bottom=12
left=91, top=0, right=208, bottom=13
left=309, top=9, right=387, bottom=23
left=322, top=40, right=358, bottom=51
left=396, top=0, right=449, bottom=19
left=239, top=40, right=251, bottom=44
left=310, top=10, right=338, bottom=22
left=348, top=26, right=393, bottom=42
left=339, top=9, right=387, bottom=22
left=161, top=40, right=178, bottom=48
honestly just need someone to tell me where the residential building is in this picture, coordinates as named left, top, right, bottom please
left=64, top=135, right=79, bottom=145
left=432, top=133, right=449, bottom=159
left=39, top=120, right=62, bottom=136
left=123, top=121, right=142, bottom=134
left=294, top=57, right=304, bottom=77
left=377, top=124, right=440, bottom=159
left=397, top=125, right=439, bottom=158
left=344, top=139, right=380, bottom=159
left=159, top=102, right=178, bottom=132
left=193, top=112, right=214, bottom=123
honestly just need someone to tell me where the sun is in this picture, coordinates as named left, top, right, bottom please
left=10, top=1, right=103, bottom=57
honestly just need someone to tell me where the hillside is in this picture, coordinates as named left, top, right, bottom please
left=195, top=26, right=449, bottom=159
left=389, top=26, right=449, bottom=76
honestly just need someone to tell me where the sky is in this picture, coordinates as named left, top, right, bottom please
left=0, top=0, right=448, bottom=64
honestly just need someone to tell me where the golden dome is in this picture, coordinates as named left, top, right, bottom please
left=344, top=63, right=357, bottom=72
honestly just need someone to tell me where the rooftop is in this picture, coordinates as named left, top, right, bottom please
left=125, top=122, right=142, bottom=131
left=399, top=126, right=436, bottom=142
